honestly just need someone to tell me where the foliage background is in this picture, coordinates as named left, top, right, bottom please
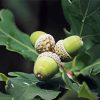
left=0, top=0, right=69, bottom=92
left=0, top=0, right=67, bottom=75
left=0, top=0, right=100, bottom=99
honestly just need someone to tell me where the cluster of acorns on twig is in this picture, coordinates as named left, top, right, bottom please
left=30, top=31, right=83, bottom=81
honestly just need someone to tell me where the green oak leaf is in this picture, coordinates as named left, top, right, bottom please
left=79, top=59, right=100, bottom=76
left=64, top=52, right=90, bottom=75
left=59, top=67, right=79, bottom=92
left=6, top=72, right=60, bottom=100
left=88, top=44, right=100, bottom=63
left=64, top=44, right=100, bottom=76
left=0, top=73, right=9, bottom=82
left=58, top=81, right=98, bottom=100
left=62, top=0, right=100, bottom=51
left=78, top=82, right=98, bottom=100
left=0, top=92, right=13, bottom=100
left=59, top=90, right=86, bottom=100
left=92, top=74, right=100, bottom=97
left=0, top=9, right=38, bottom=62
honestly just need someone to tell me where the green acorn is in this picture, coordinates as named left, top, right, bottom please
left=54, top=35, right=83, bottom=60
left=30, top=31, right=55, bottom=53
left=34, top=52, right=61, bottom=81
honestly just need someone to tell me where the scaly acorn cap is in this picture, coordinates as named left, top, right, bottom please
left=54, top=35, right=83, bottom=61
left=30, top=31, right=55, bottom=53
left=54, top=40, right=71, bottom=60
left=34, top=52, right=61, bottom=81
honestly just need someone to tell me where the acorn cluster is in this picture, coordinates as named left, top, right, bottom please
left=30, top=31, right=83, bottom=81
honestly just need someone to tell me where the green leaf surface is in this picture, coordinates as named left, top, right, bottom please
left=6, top=72, right=60, bottom=100
left=59, top=90, right=86, bottom=100
left=79, top=59, right=100, bottom=76
left=64, top=56, right=85, bottom=72
left=59, top=67, right=99, bottom=99
left=0, top=9, right=38, bottom=61
left=78, top=82, right=97, bottom=100
left=0, top=92, right=13, bottom=100
left=92, top=74, right=100, bottom=97
left=64, top=42, right=100, bottom=77
left=59, top=67, right=79, bottom=92
left=64, top=52, right=90, bottom=75
left=0, top=73, right=9, bottom=82
left=58, top=68, right=99, bottom=100
left=88, top=44, right=100, bottom=63
left=62, top=0, right=100, bottom=51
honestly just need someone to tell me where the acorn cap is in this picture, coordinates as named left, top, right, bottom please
left=38, top=52, right=61, bottom=65
left=54, top=40, right=71, bottom=61
left=35, top=34, right=55, bottom=53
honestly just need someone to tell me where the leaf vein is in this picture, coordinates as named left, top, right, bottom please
left=87, top=7, right=100, bottom=18
left=79, top=0, right=90, bottom=36
left=0, top=28, right=38, bottom=55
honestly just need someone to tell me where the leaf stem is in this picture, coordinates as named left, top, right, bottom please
left=63, top=28, right=72, bottom=36
left=72, top=56, right=77, bottom=67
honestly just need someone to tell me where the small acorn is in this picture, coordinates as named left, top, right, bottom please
left=30, top=31, right=55, bottom=53
left=54, top=35, right=83, bottom=60
left=34, top=52, right=61, bottom=81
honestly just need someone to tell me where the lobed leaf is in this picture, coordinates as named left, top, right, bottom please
left=59, top=67, right=79, bottom=92
left=5, top=72, right=60, bottom=100
left=62, top=0, right=100, bottom=51
left=64, top=52, right=90, bottom=75
left=0, top=73, right=9, bottom=82
left=59, top=67, right=99, bottom=99
left=78, top=82, right=98, bottom=100
left=0, top=92, right=13, bottom=100
left=79, top=59, right=100, bottom=76
left=0, top=9, right=38, bottom=62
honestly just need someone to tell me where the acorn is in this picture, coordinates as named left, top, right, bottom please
left=54, top=35, right=83, bottom=60
left=30, top=31, right=55, bottom=53
left=34, top=52, right=61, bottom=81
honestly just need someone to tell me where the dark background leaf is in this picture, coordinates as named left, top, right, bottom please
left=1, top=0, right=99, bottom=99
left=78, top=82, right=97, bottom=100
left=79, top=59, right=100, bottom=76
left=62, top=0, right=100, bottom=51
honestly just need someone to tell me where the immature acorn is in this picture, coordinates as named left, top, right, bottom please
left=34, top=52, right=61, bottom=81
left=30, top=31, right=55, bottom=53
left=54, top=35, right=83, bottom=60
